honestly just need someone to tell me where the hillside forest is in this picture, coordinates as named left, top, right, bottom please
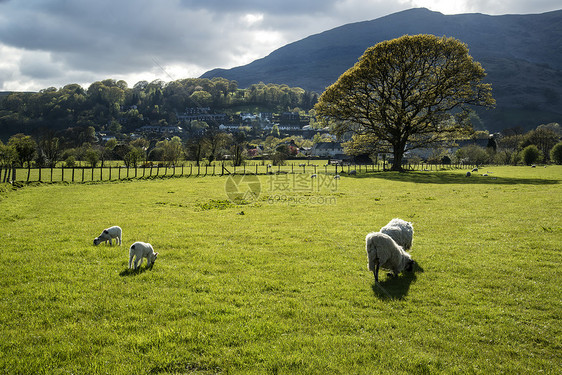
left=0, top=78, right=319, bottom=141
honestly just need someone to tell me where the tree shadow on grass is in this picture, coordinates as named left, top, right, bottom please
left=371, top=262, right=424, bottom=300
left=354, top=170, right=560, bottom=185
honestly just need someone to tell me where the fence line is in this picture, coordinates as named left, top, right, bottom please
left=0, top=162, right=476, bottom=184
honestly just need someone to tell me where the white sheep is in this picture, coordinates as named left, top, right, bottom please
left=380, top=218, right=414, bottom=251
left=93, top=226, right=122, bottom=246
left=365, top=232, right=414, bottom=282
left=128, top=242, right=159, bottom=270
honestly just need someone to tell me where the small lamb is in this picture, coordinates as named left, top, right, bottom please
left=128, top=242, right=159, bottom=270
left=366, top=232, right=414, bottom=283
left=380, top=218, right=414, bottom=251
left=93, top=226, right=122, bottom=246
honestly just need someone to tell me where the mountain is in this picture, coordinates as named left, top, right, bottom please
left=201, top=8, right=562, bottom=132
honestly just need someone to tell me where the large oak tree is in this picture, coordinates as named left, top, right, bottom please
left=315, top=34, right=495, bottom=171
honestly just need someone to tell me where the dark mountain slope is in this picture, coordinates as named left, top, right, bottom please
left=202, top=8, right=562, bottom=131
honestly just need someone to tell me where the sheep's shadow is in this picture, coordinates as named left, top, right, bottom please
left=371, top=262, right=424, bottom=300
left=119, top=265, right=154, bottom=277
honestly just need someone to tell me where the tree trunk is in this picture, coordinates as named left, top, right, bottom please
left=391, top=146, right=404, bottom=171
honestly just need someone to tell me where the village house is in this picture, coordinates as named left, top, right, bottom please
left=309, top=142, right=345, bottom=158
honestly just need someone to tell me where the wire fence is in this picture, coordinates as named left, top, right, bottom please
left=0, top=161, right=477, bottom=184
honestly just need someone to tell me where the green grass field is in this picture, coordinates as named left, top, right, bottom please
left=0, top=166, right=560, bottom=374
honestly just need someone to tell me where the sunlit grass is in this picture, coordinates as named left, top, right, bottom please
left=0, top=166, right=560, bottom=373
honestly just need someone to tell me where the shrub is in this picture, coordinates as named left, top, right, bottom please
left=521, top=145, right=541, bottom=165
left=65, top=156, right=76, bottom=168
left=84, top=149, right=100, bottom=168
left=550, top=142, right=562, bottom=165
left=455, top=144, right=490, bottom=165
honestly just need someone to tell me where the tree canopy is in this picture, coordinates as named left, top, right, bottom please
left=315, top=34, right=495, bottom=171
left=0, top=78, right=318, bottom=141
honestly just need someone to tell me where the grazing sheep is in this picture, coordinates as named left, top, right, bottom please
left=365, top=232, right=414, bottom=282
left=349, top=170, right=357, bottom=175
left=93, top=226, right=122, bottom=246
left=334, top=175, right=341, bottom=179
left=472, top=168, right=478, bottom=172
left=466, top=171, right=471, bottom=177
left=128, top=242, right=159, bottom=270
left=380, top=218, right=414, bottom=250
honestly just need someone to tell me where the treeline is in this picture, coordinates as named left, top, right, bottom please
left=0, top=78, right=319, bottom=140
left=0, top=125, right=326, bottom=170
left=429, top=124, right=562, bottom=166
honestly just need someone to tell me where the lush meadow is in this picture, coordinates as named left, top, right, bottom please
left=0, top=166, right=560, bottom=374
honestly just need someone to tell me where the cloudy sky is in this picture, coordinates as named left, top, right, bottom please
left=0, top=0, right=559, bottom=92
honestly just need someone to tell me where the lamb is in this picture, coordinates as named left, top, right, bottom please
left=93, top=226, right=122, bottom=246
left=128, top=242, right=159, bottom=270
left=380, top=218, right=414, bottom=251
left=365, top=232, right=414, bottom=282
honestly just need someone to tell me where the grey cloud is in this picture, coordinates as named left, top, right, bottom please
left=0, top=0, right=560, bottom=91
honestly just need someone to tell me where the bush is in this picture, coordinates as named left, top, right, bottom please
left=455, top=144, right=490, bottom=165
left=65, top=156, right=76, bottom=168
left=550, top=142, right=562, bottom=165
left=521, top=145, right=541, bottom=165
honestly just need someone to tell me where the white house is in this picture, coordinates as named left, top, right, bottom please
left=309, top=142, right=345, bottom=158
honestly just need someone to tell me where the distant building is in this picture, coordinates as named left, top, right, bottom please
left=309, top=142, right=345, bottom=158
left=177, top=107, right=227, bottom=124
left=136, top=125, right=183, bottom=134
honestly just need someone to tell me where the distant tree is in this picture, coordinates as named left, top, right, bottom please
left=229, top=132, right=247, bottom=167
left=521, top=127, right=559, bottom=163
left=84, top=147, right=100, bottom=168
left=130, top=138, right=149, bottom=162
left=272, top=144, right=289, bottom=166
left=455, top=144, right=490, bottom=165
left=156, top=136, right=183, bottom=166
left=486, top=134, right=497, bottom=153
left=123, top=147, right=143, bottom=168
left=98, top=138, right=117, bottom=167
left=37, top=129, right=62, bottom=167
left=522, top=145, right=541, bottom=165
left=204, top=127, right=230, bottom=163
left=315, top=34, right=495, bottom=171
left=550, top=142, right=562, bottom=164
left=185, top=135, right=208, bottom=166
left=0, top=140, right=17, bottom=166
left=8, top=133, right=37, bottom=167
